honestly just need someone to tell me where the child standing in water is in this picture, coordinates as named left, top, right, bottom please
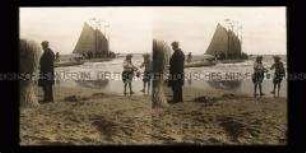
left=122, top=54, right=138, bottom=96
left=252, top=56, right=268, bottom=98
left=187, top=52, right=192, bottom=63
left=270, top=56, right=285, bottom=97
left=140, top=53, right=152, bottom=94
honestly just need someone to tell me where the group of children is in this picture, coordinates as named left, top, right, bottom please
left=121, top=54, right=152, bottom=96
left=252, top=55, right=285, bottom=98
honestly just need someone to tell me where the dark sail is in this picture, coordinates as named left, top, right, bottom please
left=73, top=22, right=109, bottom=56
left=95, top=28, right=109, bottom=57
left=205, top=23, right=242, bottom=59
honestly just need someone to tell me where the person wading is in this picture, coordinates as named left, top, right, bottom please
left=252, top=56, right=267, bottom=98
left=122, top=54, right=138, bottom=96
left=38, top=41, right=55, bottom=103
left=55, top=52, right=60, bottom=62
left=169, top=41, right=185, bottom=103
left=270, top=56, right=285, bottom=97
left=140, top=53, right=152, bottom=94
left=187, top=52, right=192, bottom=63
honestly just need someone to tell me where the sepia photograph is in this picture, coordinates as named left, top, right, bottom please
left=19, top=7, right=287, bottom=145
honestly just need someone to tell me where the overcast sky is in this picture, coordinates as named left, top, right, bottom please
left=20, top=7, right=286, bottom=55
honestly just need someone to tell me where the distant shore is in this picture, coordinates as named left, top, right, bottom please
left=20, top=85, right=287, bottom=145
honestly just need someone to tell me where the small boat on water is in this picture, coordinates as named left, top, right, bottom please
left=54, top=53, right=114, bottom=67
left=219, top=59, right=246, bottom=64
left=83, top=58, right=113, bottom=63
left=185, top=60, right=216, bottom=68
left=54, top=60, right=85, bottom=67
left=115, top=53, right=126, bottom=58
left=185, top=54, right=217, bottom=68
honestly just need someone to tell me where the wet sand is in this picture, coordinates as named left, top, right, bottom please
left=20, top=85, right=287, bottom=145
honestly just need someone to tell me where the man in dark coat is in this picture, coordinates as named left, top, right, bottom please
left=169, top=41, right=185, bottom=103
left=38, top=41, right=55, bottom=102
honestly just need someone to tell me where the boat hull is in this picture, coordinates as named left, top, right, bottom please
left=219, top=59, right=247, bottom=64
left=54, top=61, right=85, bottom=67
left=185, top=60, right=216, bottom=68
left=83, top=58, right=114, bottom=63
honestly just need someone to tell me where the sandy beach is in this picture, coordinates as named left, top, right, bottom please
left=20, top=85, right=287, bottom=145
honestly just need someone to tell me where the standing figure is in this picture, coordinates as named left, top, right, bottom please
left=169, top=41, right=185, bottom=103
left=187, top=52, right=192, bottom=63
left=140, top=53, right=152, bottom=94
left=270, top=56, right=285, bottom=97
left=55, top=52, right=60, bottom=62
left=252, top=56, right=267, bottom=98
left=122, top=54, right=138, bottom=96
left=38, top=41, right=55, bottom=102
left=82, top=52, right=86, bottom=59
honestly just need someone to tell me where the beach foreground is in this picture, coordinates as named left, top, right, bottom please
left=20, top=86, right=287, bottom=145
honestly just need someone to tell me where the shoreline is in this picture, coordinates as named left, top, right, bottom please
left=21, top=85, right=287, bottom=145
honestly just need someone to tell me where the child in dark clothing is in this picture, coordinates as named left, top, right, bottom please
left=270, top=56, right=285, bottom=97
left=122, top=54, right=138, bottom=96
left=140, top=53, right=152, bottom=94
left=252, top=56, right=268, bottom=98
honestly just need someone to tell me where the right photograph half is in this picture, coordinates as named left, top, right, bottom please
left=151, top=6, right=287, bottom=145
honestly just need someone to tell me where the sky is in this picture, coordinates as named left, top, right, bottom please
left=19, top=7, right=286, bottom=55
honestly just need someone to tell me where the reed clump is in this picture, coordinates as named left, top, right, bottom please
left=152, top=39, right=171, bottom=109
left=19, top=38, right=41, bottom=107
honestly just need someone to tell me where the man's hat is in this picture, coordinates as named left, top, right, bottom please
left=143, top=53, right=150, bottom=58
left=171, top=41, right=179, bottom=47
left=41, top=41, right=49, bottom=46
left=273, top=55, right=281, bottom=61
left=126, top=54, right=133, bottom=58
left=256, top=56, right=263, bottom=61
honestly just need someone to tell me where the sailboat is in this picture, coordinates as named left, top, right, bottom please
left=55, top=22, right=115, bottom=67
left=205, top=23, right=248, bottom=63
left=72, top=22, right=115, bottom=62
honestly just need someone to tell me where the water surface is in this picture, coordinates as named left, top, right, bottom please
left=55, top=55, right=287, bottom=97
